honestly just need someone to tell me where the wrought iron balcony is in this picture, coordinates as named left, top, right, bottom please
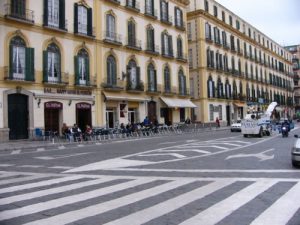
left=175, top=21, right=186, bottom=31
left=126, top=37, right=142, bottom=50
left=145, top=43, right=160, bottom=55
left=147, top=84, right=162, bottom=94
left=125, top=0, right=140, bottom=12
left=43, top=72, right=68, bottom=86
left=160, top=15, right=173, bottom=25
left=4, top=3, right=34, bottom=24
left=176, top=52, right=187, bottom=62
left=161, top=49, right=174, bottom=58
left=75, top=77, right=96, bottom=88
left=4, top=66, right=35, bottom=82
left=163, top=86, right=177, bottom=95
left=144, top=6, right=157, bottom=19
left=126, top=80, right=144, bottom=92
left=44, top=17, right=68, bottom=31
left=101, top=78, right=124, bottom=91
left=74, top=24, right=95, bottom=38
left=103, top=31, right=122, bottom=45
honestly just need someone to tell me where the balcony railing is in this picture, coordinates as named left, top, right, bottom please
left=43, top=72, right=68, bottom=86
left=126, top=37, right=142, bottom=50
left=178, top=88, right=190, bottom=96
left=4, top=66, right=35, bottom=82
left=126, top=80, right=144, bottom=92
left=163, top=86, right=177, bottom=95
left=175, top=21, right=186, bottom=31
left=161, top=48, right=174, bottom=58
left=176, top=52, right=187, bottom=62
left=103, top=31, right=122, bottom=45
left=74, top=24, right=95, bottom=38
left=147, top=84, right=162, bottom=93
left=101, top=78, right=124, bottom=91
left=144, top=6, right=157, bottom=19
left=4, top=3, right=34, bottom=23
left=125, top=0, right=140, bottom=12
left=44, top=17, right=68, bottom=31
left=145, top=43, right=160, bottom=55
left=160, top=15, right=173, bottom=25
left=75, top=77, right=96, bottom=88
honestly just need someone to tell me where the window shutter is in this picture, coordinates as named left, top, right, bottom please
left=74, top=56, right=79, bottom=85
left=229, top=85, right=232, bottom=97
left=180, top=9, right=183, bottom=27
left=87, top=8, right=93, bottom=36
left=111, top=59, right=116, bottom=85
left=85, top=57, right=90, bottom=84
left=59, top=0, right=65, bottom=30
left=168, top=35, right=173, bottom=56
left=9, top=45, right=13, bottom=79
left=174, top=7, right=178, bottom=26
left=212, top=81, right=215, bottom=97
left=25, top=47, right=35, bottom=81
left=43, top=0, right=48, bottom=26
left=154, top=70, right=157, bottom=91
left=183, top=76, right=187, bottom=94
left=43, top=51, right=48, bottom=82
left=160, top=0, right=163, bottom=20
left=161, top=33, right=164, bottom=55
left=136, top=66, right=140, bottom=83
left=74, top=3, right=78, bottom=33
left=147, top=67, right=150, bottom=90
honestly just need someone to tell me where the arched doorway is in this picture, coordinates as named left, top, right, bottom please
left=76, top=102, right=92, bottom=132
left=8, top=93, right=28, bottom=140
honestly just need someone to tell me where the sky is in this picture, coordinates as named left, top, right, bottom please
left=215, top=0, right=300, bottom=47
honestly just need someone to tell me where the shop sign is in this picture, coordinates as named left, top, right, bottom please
left=76, top=103, right=91, bottom=109
left=44, top=88, right=92, bottom=96
left=45, top=101, right=63, bottom=109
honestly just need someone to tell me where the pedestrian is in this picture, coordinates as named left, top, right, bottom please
left=216, top=117, right=220, bottom=128
left=143, top=116, right=150, bottom=127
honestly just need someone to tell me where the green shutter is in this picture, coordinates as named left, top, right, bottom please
left=43, top=0, right=48, bottom=26
left=59, top=0, right=65, bottom=30
left=25, top=47, right=35, bottom=81
left=85, top=57, right=90, bottom=84
left=87, top=8, right=93, bottom=36
left=136, top=66, right=141, bottom=90
left=161, top=33, right=164, bottom=54
left=212, top=81, right=215, bottom=98
left=43, top=51, right=48, bottom=83
left=74, top=3, right=78, bottom=33
left=154, top=70, right=157, bottom=92
left=9, top=45, right=14, bottom=79
left=74, top=56, right=79, bottom=85
left=174, top=7, right=178, bottom=25
left=168, top=35, right=173, bottom=56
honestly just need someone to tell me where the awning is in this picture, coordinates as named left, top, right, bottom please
left=103, top=92, right=150, bottom=102
left=233, top=102, right=246, bottom=107
left=160, top=97, right=197, bottom=108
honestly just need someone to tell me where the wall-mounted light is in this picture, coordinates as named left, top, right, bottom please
left=37, top=98, right=41, bottom=108
left=68, top=100, right=72, bottom=106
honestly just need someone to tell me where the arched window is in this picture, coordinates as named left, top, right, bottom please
left=43, top=42, right=61, bottom=83
left=207, top=76, right=214, bottom=98
left=147, top=63, right=157, bottom=92
left=217, top=77, right=223, bottom=98
left=106, top=14, right=115, bottom=40
left=75, top=49, right=89, bottom=85
left=161, top=0, right=168, bottom=21
left=127, top=59, right=140, bottom=90
left=146, top=25, right=155, bottom=52
left=164, top=66, right=171, bottom=93
left=107, top=55, right=117, bottom=86
left=74, top=3, right=92, bottom=36
left=177, top=36, right=183, bottom=58
left=161, top=31, right=172, bottom=56
left=10, top=36, right=26, bottom=80
left=127, top=20, right=136, bottom=47
left=145, top=0, right=154, bottom=15
left=225, top=80, right=231, bottom=98
left=178, top=69, right=186, bottom=95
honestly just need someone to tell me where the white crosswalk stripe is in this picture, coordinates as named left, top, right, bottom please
left=0, top=172, right=300, bottom=225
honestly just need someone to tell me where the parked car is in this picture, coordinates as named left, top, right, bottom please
left=292, top=134, right=300, bottom=167
left=231, top=120, right=242, bottom=132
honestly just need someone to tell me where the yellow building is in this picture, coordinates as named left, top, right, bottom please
left=0, top=0, right=193, bottom=141
left=187, top=0, right=294, bottom=125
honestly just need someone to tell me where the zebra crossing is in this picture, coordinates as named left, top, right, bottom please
left=0, top=171, right=299, bottom=225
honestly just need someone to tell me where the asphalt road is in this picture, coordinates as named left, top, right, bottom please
left=0, top=128, right=300, bottom=225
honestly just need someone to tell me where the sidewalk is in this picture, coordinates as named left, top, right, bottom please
left=0, top=126, right=230, bottom=152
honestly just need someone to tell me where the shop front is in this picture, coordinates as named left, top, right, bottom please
left=76, top=102, right=92, bottom=132
left=44, top=101, right=63, bottom=134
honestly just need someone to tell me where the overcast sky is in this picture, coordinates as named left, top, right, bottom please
left=215, top=0, right=300, bottom=47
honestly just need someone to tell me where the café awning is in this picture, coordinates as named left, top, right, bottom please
left=233, top=102, right=246, bottom=107
left=160, top=97, right=197, bottom=108
left=103, top=92, right=150, bottom=102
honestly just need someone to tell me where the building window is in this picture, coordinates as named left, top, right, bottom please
left=222, top=11, right=225, bottom=22
left=145, top=0, right=154, bottom=16
left=229, top=15, right=232, bottom=26
left=106, top=55, right=117, bottom=86
left=248, top=28, right=251, bottom=38
left=236, top=20, right=240, bottom=30
left=205, top=22, right=211, bottom=40
left=11, top=0, right=26, bottom=18
left=187, top=22, right=192, bottom=40
left=177, top=36, right=183, bottom=58
left=209, top=104, right=214, bottom=121
left=161, top=32, right=173, bottom=57
left=146, top=25, right=155, bottom=51
left=43, top=43, right=60, bottom=83
left=225, top=80, right=231, bottom=98
left=204, top=0, right=209, bottom=12
left=217, top=78, right=223, bottom=98
left=222, top=31, right=227, bottom=46
left=9, top=36, right=34, bottom=81
left=160, top=0, right=168, bottom=22
left=127, top=19, right=136, bottom=47
left=207, top=48, right=214, bottom=68
left=127, top=59, right=140, bottom=90
left=147, top=63, right=157, bottom=92
left=74, top=3, right=93, bottom=36
left=178, top=69, right=186, bottom=95
left=207, top=76, right=214, bottom=98
left=188, top=49, right=193, bottom=68
left=213, top=5, right=217, bottom=17
left=106, top=13, right=116, bottom=40
left=214, top=27, right=220, bottom=44
left=164, top=66, right=171, bottom=92
left=175, top=7, right=183, bottom=27
left=219, top=105, right=223, bottom=120
left=75, top=49, right=89, bottom=85
left=44, top=0, right=65, bottom=30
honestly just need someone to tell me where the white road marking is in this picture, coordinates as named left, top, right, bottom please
left=21, top=179, right=193, bottom=225
left=35, top=152, right=91, bottom=160
left=49, top=166, right=75, bottom=169
left=36, top=148, right=45, bottom=152
left=58, top=146, right=65, bottom=150
left=158, top=149, right=211, bottom=154
left=0, top=164, right=14, bottom=167
left=0, top=175, right=44, bottom=186
left=226, top=149, right=275, bottom=161
left=0, top=175, right=85, bottom=194
left=159, top=142, right=178, bottom=145
left=180, top=180, right=277, bottom=225
left=19, top=165, right=43, bottom=168
left=11, top=150, right=21, bottom=154
left=138, top=153, right=186, bottom=159
left=0, top=177, right=116, bottom=205
left=250, top=182, right=300, bottom=225
left=0, top=178, right=154, bottom=221
left=104, top=180, right=235, bottom=225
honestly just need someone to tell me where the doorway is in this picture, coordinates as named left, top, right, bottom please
left=44, top=101, right=62, bottom=134
left=147, top=101, right=157, bottom=123
left=8, top=93, right=28, bottom=140
left=106, top=108, right=115, bottom=128
left=76, top=103, right=92, bottom=132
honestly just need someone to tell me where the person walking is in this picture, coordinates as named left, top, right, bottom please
left=216, top=117, right=220, bottom=128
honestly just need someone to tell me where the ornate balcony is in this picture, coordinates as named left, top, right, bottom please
left=103, top=31, right=122, bottom=46
left=160, top=15, right=173, bottom=25
left=4, top=3, right=34, bottom=24
left=145, top=43, right=160, bottom=55
left=126, top=37, right=142, bottom=51
left=101, top=78, right=124, bottom=91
